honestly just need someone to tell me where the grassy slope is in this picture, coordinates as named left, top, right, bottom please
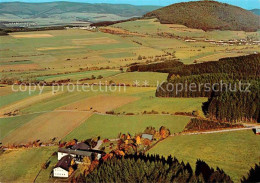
left=64, top=114, right=190, bottom=141
left=148, top=130, right=260, bottom=182
left=0, top=147, right=57, bottom=182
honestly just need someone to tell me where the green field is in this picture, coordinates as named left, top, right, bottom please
left=37, top=69, right=120, bottom=82
left=148, top=130, right=260, bottom=182
left=115, top=96, right=207, bottom=114
left=64, top=114, right=190, bottom=141
left=90, top=72, right=168, bottom=86
left=101, top=52, right=135, bottom=58
left=0, top=147, right=57, bottom=182
left=0, top=113, right=40, bottom=141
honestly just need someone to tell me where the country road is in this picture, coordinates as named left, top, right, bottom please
left=171, top=126, right=259, bottom=137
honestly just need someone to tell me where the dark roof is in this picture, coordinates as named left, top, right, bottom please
left=55, top=155, right=73, bottom=171
left=58, top=148, right=104, bottom=157
left=71, top=142, right=90, bottom=150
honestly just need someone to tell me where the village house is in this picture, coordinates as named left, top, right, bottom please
left=53, top=141, right=105, bottom=178
left=53, top=155, right=73, bottom=178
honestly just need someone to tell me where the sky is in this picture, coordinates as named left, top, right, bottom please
left=0, top=0, right=259, bottom=9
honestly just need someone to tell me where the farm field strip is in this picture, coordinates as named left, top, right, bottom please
left=0, top=91, right=63, bottom=117
left=56, top=95, right=140, bottom=113
left=2, top=111, right=93, bottom=145
left=11, top=34, right=54, bottom=38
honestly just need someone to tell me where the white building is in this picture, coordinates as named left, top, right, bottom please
left=53, top=155, right=73, bottom=178
left=53, top=167, right=69, bottom=178
left=58, top=145, right=103, bottom=162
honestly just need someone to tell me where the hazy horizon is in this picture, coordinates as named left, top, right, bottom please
left=0, top=0, right=259, bottom=10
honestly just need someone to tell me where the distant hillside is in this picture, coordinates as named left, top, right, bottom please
left=144, top=1, right=260, bottom=32
left=0, top=2, right=160, bottom=27
left=250, top=9, right=260, bottom=15
left=0, top=2, right=160, bottom=18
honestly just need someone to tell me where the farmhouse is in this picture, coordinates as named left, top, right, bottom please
left=53, top=155, right=73, bottom=178
left=58, top=147, right=103, bottom=163
left=141, top=134, right=153, bottom=141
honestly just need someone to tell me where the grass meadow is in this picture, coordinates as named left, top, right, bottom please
left=64, top=114, right=191, bottom=141
left=148, top=130, right=260, bottom=182
left=0, top=146, right=57, bottom=182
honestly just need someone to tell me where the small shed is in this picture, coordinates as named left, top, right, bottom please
left=141, top=134, right=153, bottom=141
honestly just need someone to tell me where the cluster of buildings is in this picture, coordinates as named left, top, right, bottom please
left=53, top=142, right=104, bottom=178
left=2, top=21, right=37, bottom=27
left=204, top=39, right=260, bottom=46
left=184, top=38, right=260, bottom=46
left=65, top=26, right=96, bottom=30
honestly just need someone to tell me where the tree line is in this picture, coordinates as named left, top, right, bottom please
left=82, top=154, right=232, bottom=183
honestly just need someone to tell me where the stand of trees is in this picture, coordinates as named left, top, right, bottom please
left=128, top=59, right=183, bottom=73
left=203, top=82, right=260, bottom=122
left=184, top=118, right=243, bottom=132
left=83, top=154, right=232, bottom=183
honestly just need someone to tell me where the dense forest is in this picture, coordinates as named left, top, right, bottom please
left=152, top=54, right=260, bottom=123
left=144, top=1, right=260, bottom=31
left=203, top=82, right=260, bottom=122
left=130, top=54, right=260, bottom=80
left=82, top=154, right=232, bottom=183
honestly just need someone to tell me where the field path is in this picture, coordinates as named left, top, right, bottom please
left=171, top=126, right=260, bottom=137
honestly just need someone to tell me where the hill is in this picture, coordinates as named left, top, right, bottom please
left=144, top=1, right=260, bottom=32
left=0, top=2, right=161, bottom=27
left=0, top=2, right=160, bottom=18
left=250, top=9, right=260, bottom=15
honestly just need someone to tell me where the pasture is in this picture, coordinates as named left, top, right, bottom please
left=115, top=96, right=207, bottom=114
left=64, top=114, right=191, bottom=141
left=148, top=130, right=260, bottom=182
left=36, top=69, right=120, bottom=82
left=0, top=146, right=57, bottom=182
left=2, top=111, right=92, bottom=145
left=57, top=95, right=139, bottom=113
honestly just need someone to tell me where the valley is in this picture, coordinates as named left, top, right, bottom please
left=0, top=1, right=259, bottom=182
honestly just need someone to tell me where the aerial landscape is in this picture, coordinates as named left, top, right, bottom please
left=0, top=0, right=259, bottom=182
